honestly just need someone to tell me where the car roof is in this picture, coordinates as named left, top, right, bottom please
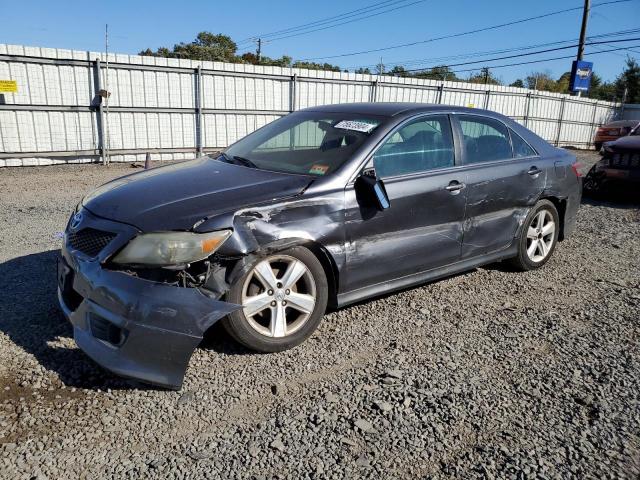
left=302, top=102, right=494, bottom=118
left=603, top=120, right=639, bottom=127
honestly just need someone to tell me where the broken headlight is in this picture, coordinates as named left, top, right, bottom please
left=112, top=230, right=232, bottom=267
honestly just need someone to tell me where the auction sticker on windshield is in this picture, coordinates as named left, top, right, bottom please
left=334, top=120, right=378, bottom=133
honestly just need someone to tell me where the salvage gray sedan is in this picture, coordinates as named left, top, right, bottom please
left=58, top=103, right=582, bottom=389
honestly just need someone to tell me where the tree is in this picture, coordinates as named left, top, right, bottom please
left=467, top=67, right=501, bottom=85
left=389, top=65, right=408, bottom=76
left=140, top=32, right=238, bottom=62
left=584, top=72, right=615, bottom=101
left=555, top=71, right=571, bottom=94
left=615, top=56, right=640, bottom=103
left=140, top=31, right=341, bottom=71
left=412, top=66, right=459, bottom=81
left=355, top=67, right=372, bottom=74
left=510, top=79, right=525, bottom=88
left=524, top=71, right=558, bottom=92
left=293, top=61, right=341, bottom=72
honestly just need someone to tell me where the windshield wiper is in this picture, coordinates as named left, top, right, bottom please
left=218, top=152, right=258, bottom=169
left=232, top=156, right=258, bottom=169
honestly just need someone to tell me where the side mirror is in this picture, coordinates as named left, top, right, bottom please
left=355, top=170, right=390, bottom=211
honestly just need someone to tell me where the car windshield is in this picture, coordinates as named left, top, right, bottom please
left=221, top=112, right=385, bottom=176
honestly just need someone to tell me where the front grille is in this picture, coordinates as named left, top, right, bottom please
left=609, top=153, right=640, bottom=169
left=68, top=228, right=116, bottom=257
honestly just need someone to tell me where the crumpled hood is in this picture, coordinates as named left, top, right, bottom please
left=82, top=157, right=311, bottom=232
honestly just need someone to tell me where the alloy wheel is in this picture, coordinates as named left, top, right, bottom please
left=241, top=255, right=317, bottom=338
left=526, top=209, right=556, bottom=263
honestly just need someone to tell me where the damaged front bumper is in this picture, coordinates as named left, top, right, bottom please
left=57, top=211, right=241, bottom=389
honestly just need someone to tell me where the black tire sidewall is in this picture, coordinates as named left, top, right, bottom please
left=515, top=200, right=560, bottom=270
left=223, top=246, right=328, bottom=352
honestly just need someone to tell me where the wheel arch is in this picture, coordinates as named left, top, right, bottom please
left=538, top=195, right=567, bottom=241
left=225, top=238, right=340, bottom=309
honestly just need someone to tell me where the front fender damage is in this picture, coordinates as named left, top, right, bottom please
left=197, top=193, right=346, bottom=302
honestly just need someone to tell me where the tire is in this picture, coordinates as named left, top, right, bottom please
left=583, top=164, right=607, bottom=197
left=508, top=200, right=560, bottom=271
left=222, top=246, right=328, bottom=352
left=594, top=142, right=602, bottom=151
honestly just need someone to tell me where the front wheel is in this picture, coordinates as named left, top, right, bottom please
left=222, top=246, right=328, bottom=352
left=509, top=200, right=560, bottom=271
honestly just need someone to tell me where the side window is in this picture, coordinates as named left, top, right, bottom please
left=510, top=129, right=537, bottom=158
left=373, top=115, right=455, bottom=178
left=459, top=116, right=513, bottom=164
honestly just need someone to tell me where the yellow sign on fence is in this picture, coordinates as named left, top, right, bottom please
left=0, top=80, right=18, bottom=93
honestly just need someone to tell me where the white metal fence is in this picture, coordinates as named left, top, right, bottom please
left=620, top=103, right=640, bottom=120
left=0, top=43, right=623, bottom=167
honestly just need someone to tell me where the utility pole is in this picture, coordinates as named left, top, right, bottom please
left=575, top=0, right=591, bottom=97
left=376, top=57, right=384, bottom=75
left=577, top=0, right=591, bottom=62
left=256, top=38, right=262, bottom=63
left=482, top=67, right=489, bottom=85
left=104, top=23, right=110, bottom=165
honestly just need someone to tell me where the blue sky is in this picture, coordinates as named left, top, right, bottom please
left=2, top=0, right=639, bottom=83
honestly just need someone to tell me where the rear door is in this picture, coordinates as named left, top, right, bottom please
left=343, top=114, right=467, bottom=290
left=453, top=114, right=547, bottom=259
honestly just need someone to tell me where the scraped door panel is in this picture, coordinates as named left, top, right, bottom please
left=454, top=114, right=547, bottom=259
left=461, top=161, right=546, bottom=258
left=344, top=172, right=467, bottom=291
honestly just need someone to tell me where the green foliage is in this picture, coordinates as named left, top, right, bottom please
left=467, top=67, right=501, bottom=85
left=139, top=33, right=639, bottom=98
left=293, top=61, right=341, bottom=72
left=387, top=65, right=459, bottom=81
left=615, top=57, right=640, bottom=103
left=140, top=31, right=340, bottom=72
left=141, top=33, right=239, bottom=62
left=524, top=71, right=558, bottom=91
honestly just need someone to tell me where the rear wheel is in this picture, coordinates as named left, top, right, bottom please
left=509, top=200, right=559, bottom=271
left=222, top=247, right=328, bottom=352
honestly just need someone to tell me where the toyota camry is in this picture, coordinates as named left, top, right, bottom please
left=58, top=103, right=582, bottom=389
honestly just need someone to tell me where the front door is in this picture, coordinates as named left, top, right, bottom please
left=343, top=114, right=467, bottom=292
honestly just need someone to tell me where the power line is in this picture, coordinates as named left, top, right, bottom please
left=238, top=0, right=397, bottom=43
left=594, top=41, right=640, bottom=55
left=237, top=0, right=424, bottom=46
left=446, top=43, right=640, bottom=75
left=299, top=0, right=635, bottom=61
left=349, top=27, right=640, bottom=70
left=392, top=37, right=640, bottom=73
left=240, top=0, right=430, bottom=45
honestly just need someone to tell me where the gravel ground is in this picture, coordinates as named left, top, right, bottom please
left=0, top=151, right=639, bottom=479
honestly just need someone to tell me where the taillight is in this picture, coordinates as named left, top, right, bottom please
left=571, top=161, right=582, bottom=177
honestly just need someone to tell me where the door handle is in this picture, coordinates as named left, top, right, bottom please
left=528, top=166, right=542, bottom=176
left=445, top=181, right=465, bottom=194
